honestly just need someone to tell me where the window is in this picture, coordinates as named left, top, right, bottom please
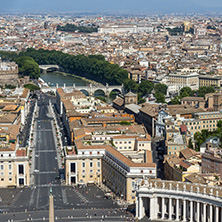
left=90, top=162, right=93, bottom=167
left=129, top=141, right=131, bottom=144
left=70, top=163, right=76, bottom=173
left=0, top=165, right=3, bottom=170
left=97, top=162, right=100, bottom=167
left=1, top=178, right=4, bottom=181
left=82, top=162, right=85, bottom=168
left=9, top=165, right=11, bottom=170
left=9, top=178, right=12, bottom=181
left=90, top=170, right=93, bottom=173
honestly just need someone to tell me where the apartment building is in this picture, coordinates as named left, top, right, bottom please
left=164, top=148, right=201, bottom=181
left=202, top=142, right=222, bottom=177
left=65, top=143, right=156, bottom=203
left=168, top=72, right=199, bottom=90
left=183, top=111, right=222, bottom=136
left=0, top=125, right=29, bottom=187
left=199, top=75, right=221, bottom=87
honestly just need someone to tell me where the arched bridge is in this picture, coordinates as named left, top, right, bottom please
left=39, top=65, right=60, bottom=73
left=136, top=179, right=222, bottom=221
left=41, top=83, right=124, bottom=96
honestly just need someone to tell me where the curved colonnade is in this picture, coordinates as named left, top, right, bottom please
left=136, top=179, right=222, bottom=221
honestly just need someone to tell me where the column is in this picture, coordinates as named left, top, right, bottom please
left=197, top=202, right=200, bottom=222
left=190, top=201, right=193, bottom=222
left=183, top=199, right=186, bottom=222
left=203, top=203, right=207, bottom=222
left=161, top=197, right=165, bottom=219
left=176, top=198, right=180, bottom=221
left=215, top=206, right=219, bottom=222
left=49, top=190, right=54, bottom=222
left=210, top=205, right=213, bottom=222
left=150, top=197, right=154, bottom=220
left=136, top=196, right=139, bottom=218
left=169, top=197, right=172, bottom=220
left=139, top=196, right=144, bottom=220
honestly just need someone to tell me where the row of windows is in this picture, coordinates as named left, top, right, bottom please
left=190, top=126, right=216, bottom=130
left=0, top=165, right=12, bottom=170
left=0, top=154, right=12, bottom=157
left=0, top=178, right=12, bottom=182
left=115, top=141, right=132, bottom=144
left=168, top=146, right=186, bottom=150
left=82, top=161, right=100, bottom=168
left=119, top=147, right=132, bottom=149
left=82, top=169, right=100, bottom=174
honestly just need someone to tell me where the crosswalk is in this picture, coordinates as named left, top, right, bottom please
left=73, top=189, right=89, bottom=203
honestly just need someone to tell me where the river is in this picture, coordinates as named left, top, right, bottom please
left=40, top=72, right=114, bottom=103
left=40, top=72, right=87, bottom=87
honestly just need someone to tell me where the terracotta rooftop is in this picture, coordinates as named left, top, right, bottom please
left=16, top=149, right=27, bottom=157
left=180, top=148, right=197, bottom=159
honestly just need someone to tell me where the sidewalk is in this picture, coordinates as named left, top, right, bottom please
left=48, top=100, right=64, bottom=170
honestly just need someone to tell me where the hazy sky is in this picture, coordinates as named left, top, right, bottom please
left=1, top=0, right=222, bottom=13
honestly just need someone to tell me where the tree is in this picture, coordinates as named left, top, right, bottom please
left=197, top=86, right=215, bottom=97
left=217, top=120, right=222, bottom=129
left=155, top=92, right=166, bottom=103
left=170, top=96, right=181, bottom=105
left=120, top=121, right=131, bottom=125
left=194, top=132, right=203, bottom=149
left=24, top=84, right=40, bottom=91
left=123, top=78, right=138, bottom=92
left=154, top=83, right=168, bottom=95
left=15, top=56, right=40, bottom=79
left=138, top=81, right=154, bottom=97
left=21, top=60, right=40, bottom=79
left=188, top=138, right=194, bottom=149
left=179, top=87, right=193, bottom=98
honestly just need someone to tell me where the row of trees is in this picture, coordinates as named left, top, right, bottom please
left=194, top=120, right=222, bottom=150
left=0, top=48, right=128, bottom=84
left=57, top=24, right=98, bottom=33
left=124, top=78, right=168, bottom=104
left=170, top=86, right=215, bottom=105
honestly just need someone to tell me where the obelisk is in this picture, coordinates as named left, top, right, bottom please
left=49, top=187, right=54, bottom=222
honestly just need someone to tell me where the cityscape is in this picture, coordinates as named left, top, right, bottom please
left=1, top=1, right=222, bottom=221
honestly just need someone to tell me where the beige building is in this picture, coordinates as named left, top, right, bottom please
left=0, top=60, right=18, bottom=86
left=168, top=72, right=199, bottom=90
left=65, top=142, right=156, bottom=203
left=199, top=75, right=221, bottom=87
left=0, top=125, right=30, bottom=187
left=183, top=111, right=222, bottom=136
left=164, top=148, right=201, bottom=181
left=0, top=149, right=30, bottom=187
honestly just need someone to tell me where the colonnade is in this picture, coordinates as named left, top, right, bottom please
left=136, top=179, right=222, bottom=221
left=137, top=195, right=222, bottom=221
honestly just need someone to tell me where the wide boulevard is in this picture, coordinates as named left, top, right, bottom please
left=0, top=94, right=131, bottom=221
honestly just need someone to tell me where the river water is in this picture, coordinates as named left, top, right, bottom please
left=40, top=72, right=113, bottom=103
left=40, top=72, right=87, bottom=87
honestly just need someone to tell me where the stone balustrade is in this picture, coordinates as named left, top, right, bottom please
left=136, top=179, right=222, bottom=221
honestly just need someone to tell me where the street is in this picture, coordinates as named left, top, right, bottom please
left=0, top=94, right=131, bottom=221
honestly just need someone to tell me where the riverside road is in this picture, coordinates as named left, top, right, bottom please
left=0, top=94, right=131, bottom=222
